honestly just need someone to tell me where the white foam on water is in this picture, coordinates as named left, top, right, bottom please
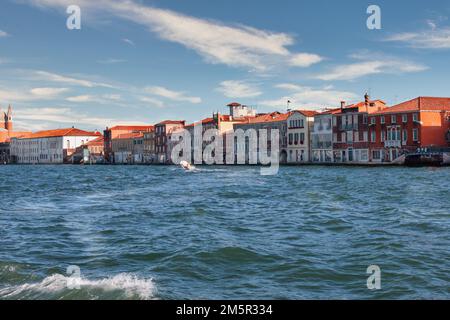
left=0, top=273, right=156, bottom=300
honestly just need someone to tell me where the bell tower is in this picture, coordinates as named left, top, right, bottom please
left=6, top=105, right=13, bottom=132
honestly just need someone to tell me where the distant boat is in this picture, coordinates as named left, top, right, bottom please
left=405, top=150, right=445, bottom=167
left=180, top=160, right=195, bottom=171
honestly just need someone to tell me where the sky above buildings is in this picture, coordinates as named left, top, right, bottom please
left=0, top=0, right=449, bottom=131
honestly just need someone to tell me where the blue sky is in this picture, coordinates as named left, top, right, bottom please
left=0, top=0, right=449, bottom=131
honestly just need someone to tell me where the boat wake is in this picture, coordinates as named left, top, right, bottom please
left=0, top=273, right=156, bottom=300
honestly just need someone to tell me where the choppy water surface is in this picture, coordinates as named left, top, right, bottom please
left=0, top=165, right=449, bottom=299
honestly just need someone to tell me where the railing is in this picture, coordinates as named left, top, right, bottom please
left=384, top=140, right=401, bottom=148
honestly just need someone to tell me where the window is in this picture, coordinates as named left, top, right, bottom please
left=391, top=115, right=397, bottom=124
left=402, top=114, right=408, bottom=123
left=347, top=131, right=353, bottom=143
left=371, top=131, right=376, bottom=142
left=333, top=133, right=337, bottom=142
left=288, top=133, right=293, bottom=145
left=363, top=131, right=368, bottom=142
left=380, top=116, right=385, bottom=124
left=333, top=116, right=337, bottom=127
left=413, top=128, right=419, bottom=141
left=300, top=133, right=305, bottom=144
left=341, top=132, right=346, bottom=143
left=402, top=129, right=408, bottom=142
left=396, top=130, right=401, bottom=141
left=354, top=131, right=359, bottom=142
left=372, top=150, right=381, bottom=160
left=363, top=115, right=368, bottom=124
left=381, top=130, right=386, bottom=142
left=370, top=117, right=376, bottom=125
left=413, top=113, right=419, bottom=122
left=294, top=133, right=299, bottom=145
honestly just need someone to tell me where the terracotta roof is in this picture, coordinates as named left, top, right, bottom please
left=115, top=132, right=143, bottom=140
left=316, top=107, right=342, bottom=115
left=85, top=136, right=104, bottom=146
left=156, top=120, right=185, bottom=125
left=15, top=128, right=101, bottom=140
left=375, top=97, right=450, bottom=114
left=241, top=112, right=290, bottom=124
left=108, top=125, right=153, bottom=131
left=294, top=110, right=319, bottom=117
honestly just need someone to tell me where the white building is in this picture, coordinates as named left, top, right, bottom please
left=286, top=110, right=317, bottom=163
left=11, top=128, right=101, bottom=164
left=311, top=109, right=339, bottom=163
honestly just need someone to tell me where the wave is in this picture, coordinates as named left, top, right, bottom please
left=0, top=273, right=156, bottom=300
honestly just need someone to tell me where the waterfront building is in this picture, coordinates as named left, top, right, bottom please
left=311, top=108, right=340, bottom=163
left=368, top=97, right=450, bottom=162
left=10, top=128, right=101, bottom=164
left=143, top=130, right=156, bottom=163
left=233, top=111, right=289, bottom=164
left=184, top=109, right=251, bottom=164
left=287, top=110, right=317, bottom=163
left=332, top=95, right=388, bottom=163
left=111, top=132, right=143, bottom=164
left=0, top=142, right=10, bottom=164
left=103, top=125, right=153, bottom=163
left=70, top=136, right=104, bottom=164
left=132, top=135, right=145, bottom=164
left=154, top=120, right=185, bottom=164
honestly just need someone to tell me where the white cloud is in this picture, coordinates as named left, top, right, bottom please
left=0, top=30, right=9, bottom=37
left=0, top=87, right=68, bottom=101
left=289, top=53, right=323, bottom=67
left=30, top=87, right=69, bottom=98
left=25, top=0, right=323, bottom=71
left=260, top=84, right=358, bottom=109
left=216, top=80, right=262, bottom=98
left=385, top=26, right=450, bottom=49
left=66, top=95, right=93, bottom=102
left=139, top=96, right=165, bottom=108
left=14, top=107, right=149, bottom=131
left=122, top=38, right=135, bottom=46
left=145, top=86, right=201, bottom=104
left=316, top=55, right=427, bottom=81
left=32, top=70, right=114, bottom=88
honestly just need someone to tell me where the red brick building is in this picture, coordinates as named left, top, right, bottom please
left=332, top=94, right=388, bottom=163
left=154, top=120, right=185, bottom=163
left=369, top=97, right=450, bottom=162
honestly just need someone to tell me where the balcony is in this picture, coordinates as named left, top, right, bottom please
left=384, top=140, right=401, bottom=148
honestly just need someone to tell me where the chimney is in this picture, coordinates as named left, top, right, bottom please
left=365, top=93, right=370, bottom=105
left=340, top=101, right=345, bottom=111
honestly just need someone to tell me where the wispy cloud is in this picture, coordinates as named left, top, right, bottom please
left=25, top=0, right=323, bottom=71
left=385, top=26, right=450, bottom=49
left=65, top=94, right=124, bottom=104
left=260, top=84, right=358, bottom=109
left=30, top=87, right=69, bottom=98
left=0, top=87, right=69, bottom=102
left=139, top=96, right=165, bottom=108
left=216, top=80, right=262, bottom=98
left=97, top=58, right=127, bottom=64
left=145, top=86, right=201, bottom=104
left=122, top=38, right=135, bottom=46
left=0, top=30, right=9, bottom=38
left=14, top=107, right=149, bottom=131
left=31, top=70, right=115, bottom=88
left=315, top=52, right=427, bottom=81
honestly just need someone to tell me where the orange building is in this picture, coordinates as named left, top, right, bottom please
left=369, top=97, right=450, bottom=162
left=103, top=125, right=154, bottom=163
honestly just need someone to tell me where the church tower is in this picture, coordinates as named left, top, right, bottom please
left=5, top=105, right=13, bottom=132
